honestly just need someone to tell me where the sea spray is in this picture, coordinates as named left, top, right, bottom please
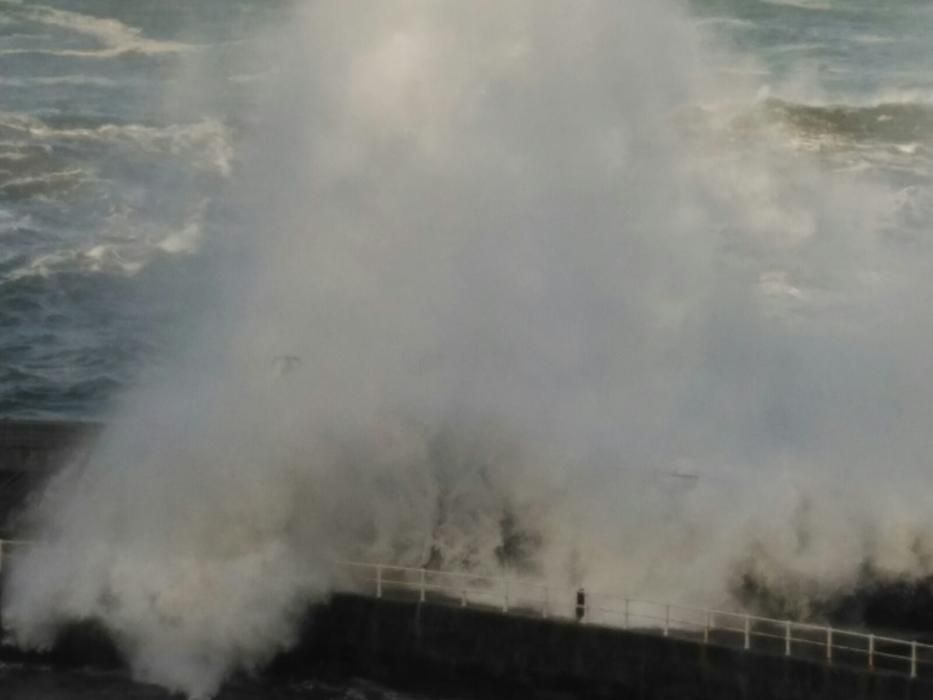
left=5, top=1, right=933, bottom=696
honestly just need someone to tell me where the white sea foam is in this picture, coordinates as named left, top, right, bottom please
left=0, top=75, right=120, bottom=88
left=895, top=142, right=921, bottom=155
left=0, top=167, right=90, bottom=197
left=696, top=17, right=756, bottom=30
left=156, top=221, right=203, bottom=255
left=2, top=208, right=207, bottom=282
left=0, top=1, right=195, bottom=58
left=0, top=207, right=31, bottom=234
left=0, top=113, right=233, bottom=176
left=768, top=42, right=830, bottom=54
left=0, top=32, right=54, bottom=42
left=850, top=33, right=898, bottom=46
left=760, top=0, right=832, bottom=11
left=228, top=69, right=282, bottom=85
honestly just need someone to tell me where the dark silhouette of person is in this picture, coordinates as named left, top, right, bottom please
left=576, top=588, right=586, bottom=622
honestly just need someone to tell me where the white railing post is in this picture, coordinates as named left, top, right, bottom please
left=331, top=559, right=933, bottom=684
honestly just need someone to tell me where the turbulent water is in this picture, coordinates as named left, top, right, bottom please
left=3, top=0, right=932, bottom=418
left=0, top=0, right=286, bottom=417
left=4, top=0, right=933, bottom=698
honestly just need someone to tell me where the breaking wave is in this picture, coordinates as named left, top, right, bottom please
left=0, top=75, right=121, bottom=88
left=746, top=98, right=933, bottom=145
left=0, top=113, right=233, bottom=177
left=0, top=1, right=194, bottom=59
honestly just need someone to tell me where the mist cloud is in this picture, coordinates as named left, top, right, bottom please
left=4, top=1, right=933, bottom=696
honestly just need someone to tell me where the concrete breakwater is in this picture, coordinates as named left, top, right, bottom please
left=1, top=419, right=933, bottom=698
left=0, top=584, right=932, bottom=700
left=299, top=594, right=933, bottom=700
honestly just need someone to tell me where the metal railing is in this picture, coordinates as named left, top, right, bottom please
left=334, top=560, right=933, bottom=680
left=0, top=541, right=929, bottom=679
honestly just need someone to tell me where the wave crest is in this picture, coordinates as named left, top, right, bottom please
left=742, top=98, right=933, bottom=145
left=0, top=1, right=194, bottom=59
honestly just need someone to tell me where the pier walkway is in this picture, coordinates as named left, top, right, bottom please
left=334, top=559, right=933, bottom=681
left=1, top=540, right=931, bottom=683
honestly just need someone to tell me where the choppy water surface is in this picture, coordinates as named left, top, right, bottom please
left=0, top=0, right=287, bottom=417
left=3, top=0, right=932, bottom=419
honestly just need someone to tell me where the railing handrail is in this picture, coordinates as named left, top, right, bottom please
left=337, top=557, right=932, bottom=650
left=333, top=558, right=933, bottom=678
left=1, top=540, right=930, bottom=677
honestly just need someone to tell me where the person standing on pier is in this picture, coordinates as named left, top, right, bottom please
left=576, top=588, right=586, bottom=621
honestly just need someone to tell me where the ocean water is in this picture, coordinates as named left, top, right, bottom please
left=3, top=0, right=933, bottom=698
left=0, top=0, right=289, bottom=417
left=2, top=0, right=932, bottom=419
left=0, top=0, right=930, bottom=420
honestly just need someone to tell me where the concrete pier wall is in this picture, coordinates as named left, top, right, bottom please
left=0, top=591, right=930, bottom=700
left=292, top=594, right=933, bottom=700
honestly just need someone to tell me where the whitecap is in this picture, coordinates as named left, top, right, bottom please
left=0, top=113, right=233, bottom=177
left=696, top=17, right=756, bottom=30
left=0, top=75, right=119, bottom=88
left=0, top=207, right=32, bottom=234
left=716, top=66, right=771, bottom=77
left=850, top=34, right=897, bottom=46
left=760, top=0, right=832, bottom=11
left=895, top=143, right=920, bottom=156
left=157, top=222, right=203, bottom=255
left=0, top=150, right=30, bottom=162
left=768, top=42, right=830, bottom=54
left=0, top=168, right=90, bottom=198
left=862, top=89, right=933, bottom=107
left=0, top=111, right=45, bottom=132
left=228, top=68, right=282, bottom=85
left=82, top=244, right=145, bottom=275
left=0, top=33, right=54, bottom=42
left=2, top=212, right=205, bottom=282
left=0, top=1, right=196, bottom=59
